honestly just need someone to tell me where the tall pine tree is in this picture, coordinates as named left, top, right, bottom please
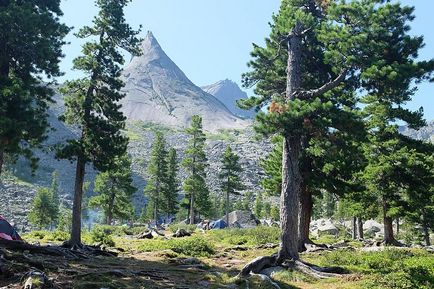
left=144, top=132, right=168, bottom=223
left=240, top=0, right=367, bottom=266
left=0, top=0, right=69, bottom=176
left=357, top=1, right=434, bottom=245
left=57, top=0, right=141, bottom=246
left=182, top=115, right=211, bottom=224
left=219, top=146, right=244, bottom=226
left=162, top=148, right=179, bottom=217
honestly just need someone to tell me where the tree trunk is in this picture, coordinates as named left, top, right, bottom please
left=70, top=155, right=85, bottom=246
left=298, top=184, right=313, bottom=251
left=352, top=217, right=357, bottom=240
left=276, top=22, right=303, bottom=263
left=383, top=201, right=396, bottom=245
left=357, top=217, right=364, bottom=239
left=226, top=191, right=229, bottom=227
left=278, top=137, right=302, bottom=262
left=189, top=193, right=195, bottom=225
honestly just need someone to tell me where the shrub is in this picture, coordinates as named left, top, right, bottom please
left=138, top=236, right=215, bottom=257
left=170, top=237, right=215, bottom=257
left=90, top=225, right=115, bottom=247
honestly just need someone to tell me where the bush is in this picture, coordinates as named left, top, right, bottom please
left=138, top=236, right=215, bottom=257
left=207, top=227, right=280, bottom=247
left=170, top=237, right=215, bottom=257
left=47, top=230, right=69, bottom=242
left=90, top=225, right=115, bottom=247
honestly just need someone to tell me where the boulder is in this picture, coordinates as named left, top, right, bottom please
left=364, top=219, right=383, bottom=234
left=311, top=219, right=339, bottom=236
left=172, top=229, right=191, bottom=238
left=222, top=210, right=259, bottom=228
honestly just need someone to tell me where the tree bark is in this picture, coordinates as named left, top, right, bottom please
left=383, top=200, right=396, bottom=245
left=352, top=217, right=357, bottom=240
left=357, top=217, right=364, bottom=239
left=298, top=184, right=313, bottom=251
left=276, top=22, right=303, bottom=263
left=226, top=190, right=230, bottom=226
left=70, top=154, right=85, bottom=246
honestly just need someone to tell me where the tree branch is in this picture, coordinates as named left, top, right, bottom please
left=296, top=69, right=348, bottom=100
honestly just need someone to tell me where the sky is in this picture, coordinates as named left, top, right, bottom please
left=59, top=0, right=434, bottom=120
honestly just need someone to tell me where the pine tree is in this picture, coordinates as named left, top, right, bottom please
left=144, top=132, right=168, bottom=223
left=219, top=146, right=244, bottom=226
left=162, top=148, right=179, bottom=217
left=0, top=0, right=69, bottom=176
left=90, top=154, right=136, bottom=224
left=240, top=0, right=367, bottom=266
left=57, top=0, right=141, bottom=246
left=182, top=115, right=210, bottom=224
left=29, top=188, right=56, bottom=230
left=49, top=171, right=61, bottom=228
left=358, top=2, right=434, bottom=245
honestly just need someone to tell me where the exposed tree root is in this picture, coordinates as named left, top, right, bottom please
left=61, top=241, right=118, bottom=257
left=301, top=240, right=330, bottom=253
left=383, top=239, right=405, bottom=247
left=239, top=255, right=277, bottom=277
left=290, top=260, right=347, bottom=279
left=240, top=254, right=347, bottom=281
left=0, top=240, right=81, bottom=259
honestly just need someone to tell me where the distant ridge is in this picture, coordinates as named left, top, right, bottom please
left=120, top=32, right=248, bottom=131
left=202, top=79, right=255, bottom=119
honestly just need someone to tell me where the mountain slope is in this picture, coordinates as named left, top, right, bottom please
left=202, top=79, right=255, bottom=119
left=120, top=32, right=248, bottom=131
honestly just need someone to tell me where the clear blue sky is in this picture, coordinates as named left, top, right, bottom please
left=59, top=0, right=434, bottom=120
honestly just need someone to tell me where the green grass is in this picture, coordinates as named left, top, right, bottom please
left=304, top=248, right=434, bottom=289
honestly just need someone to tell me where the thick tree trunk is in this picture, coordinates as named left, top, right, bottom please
left=277, top=137, right=302, bottom=262
left=352, top=217, right=357, bottom=240
left=70, top=155, right=86, bottom=246
left=298, top=185, right=313, bottom=251
left=383, top=201, right=397, bottom=245
left=276, top=22, right=303, bottom=263
left=189, top=193, right=195, bottom=225
left=357, top=217, right=364, bottom=239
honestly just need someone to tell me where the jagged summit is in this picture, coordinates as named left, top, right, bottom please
left=120, top=32, right=248, bottom=131
left=202, top=79, right=255, bottom=119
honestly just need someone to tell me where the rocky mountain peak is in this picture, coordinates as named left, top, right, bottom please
left=120, top=32, right=248, bottom=131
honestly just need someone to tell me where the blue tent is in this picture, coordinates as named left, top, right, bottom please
left=209, top=219, right=227, bottom=230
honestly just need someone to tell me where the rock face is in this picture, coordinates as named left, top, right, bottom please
left=400, top=121, right=434, bottom=143
left=202, top=79, right=255, bottom=119
left=120, top=32, right=249, bottom=132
